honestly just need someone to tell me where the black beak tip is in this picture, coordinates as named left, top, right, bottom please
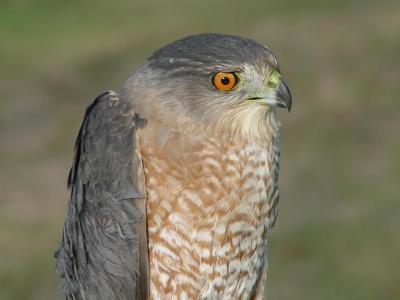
left=287, top=94, right=292, bottom=112
left=278, top=79, right=292, bottom=112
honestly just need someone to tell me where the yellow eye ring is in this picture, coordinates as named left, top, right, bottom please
left=212, top=72, right=237, bottom=91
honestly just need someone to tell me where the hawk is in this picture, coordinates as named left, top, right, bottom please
left=55, top=33, right=292, bottom=300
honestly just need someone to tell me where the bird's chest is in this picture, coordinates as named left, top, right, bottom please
left=141, top=132, right=279, bottom=299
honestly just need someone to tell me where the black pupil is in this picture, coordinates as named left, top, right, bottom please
left=221, top=76, right=230, bottom=85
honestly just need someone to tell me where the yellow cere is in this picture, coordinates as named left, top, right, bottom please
left=266, top=67, right=281, bottom=89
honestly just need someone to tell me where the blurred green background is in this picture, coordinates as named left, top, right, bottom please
left=1, top=0, right=399, bottom=299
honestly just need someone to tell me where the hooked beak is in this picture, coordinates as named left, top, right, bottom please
left=276, top=78, right=292, bottom=112
left=245, top=78, right=292, bottom=112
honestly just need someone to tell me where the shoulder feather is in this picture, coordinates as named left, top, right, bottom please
left=55, top=91, right=148, bottom=300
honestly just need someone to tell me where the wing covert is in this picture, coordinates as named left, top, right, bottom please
left=55, top=91, right=148, bottom=300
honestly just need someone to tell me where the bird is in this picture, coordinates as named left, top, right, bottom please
left=55, top=33, right=292, bottom=300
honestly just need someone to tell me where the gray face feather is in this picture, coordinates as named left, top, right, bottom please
left=122, top=33, right=290, bottom=127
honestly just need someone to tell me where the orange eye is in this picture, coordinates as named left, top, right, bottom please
left=212, top=72, right=237, bottom=91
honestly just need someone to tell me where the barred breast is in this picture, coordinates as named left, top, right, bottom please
left=140, top=119, right=280, bottom=300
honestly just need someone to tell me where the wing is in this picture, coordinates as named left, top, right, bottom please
left=55, top=91, right=149, bottom=300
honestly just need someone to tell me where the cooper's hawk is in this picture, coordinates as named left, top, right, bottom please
left=55, top=33, right=292, bottom=300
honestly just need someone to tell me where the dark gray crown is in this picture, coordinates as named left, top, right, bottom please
left=147, top=33, right=278, bottom=72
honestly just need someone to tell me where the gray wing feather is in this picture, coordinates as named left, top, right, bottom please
left=55, top=91, right=149, bottom=300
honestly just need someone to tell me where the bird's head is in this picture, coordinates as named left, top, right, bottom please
left=122, top=33, right=292, bottom=139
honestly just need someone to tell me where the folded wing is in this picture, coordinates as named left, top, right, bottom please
left=55, top=91, right=148, bottom=300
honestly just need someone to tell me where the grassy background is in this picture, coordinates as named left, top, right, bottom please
left=1, top=0, right=399, bottom=299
